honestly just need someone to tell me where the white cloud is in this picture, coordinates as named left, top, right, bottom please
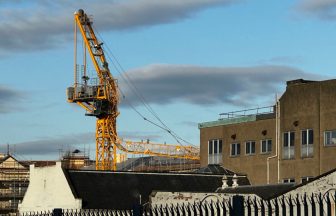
left=0, top=0, right=236, bottom=55
left=296, top=0, right=336, bottom=19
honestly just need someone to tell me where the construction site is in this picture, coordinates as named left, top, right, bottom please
left=2, top=2, right=336, bottom=215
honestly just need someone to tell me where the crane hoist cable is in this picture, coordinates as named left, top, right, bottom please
left=93, top=27, right=194, bottom=146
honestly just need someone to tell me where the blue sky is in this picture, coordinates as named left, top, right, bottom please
left=1, top=0, right=336, bottom=160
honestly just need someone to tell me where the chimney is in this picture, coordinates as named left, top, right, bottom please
left=232, top=174, right=239, bottom=188
left=222, top=174, right=228, bottom=189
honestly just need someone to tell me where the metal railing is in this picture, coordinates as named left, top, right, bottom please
left=219, top=106, right=274, bottom=119
left=21, top=191, right=336, bottom=216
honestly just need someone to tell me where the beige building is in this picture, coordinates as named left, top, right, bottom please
left=199, top=79, right=336, bottom=185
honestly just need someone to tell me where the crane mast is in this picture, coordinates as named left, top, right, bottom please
left=67, top=9, right=200, bottom=171
left=67, top=9, right=119, bottom=170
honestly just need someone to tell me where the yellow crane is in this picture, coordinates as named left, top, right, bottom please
left=67, top=9, right=199, bottom=171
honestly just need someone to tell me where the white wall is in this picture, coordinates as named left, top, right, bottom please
left=282, top=171, right=336, bottom=197
left=18, top=162, right=82, bottom=213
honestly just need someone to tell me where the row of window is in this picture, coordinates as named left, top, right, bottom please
left=282, top=129, right=336, bottom=159
left=208, top=139, right=272, bottom=157
left=283, top=129, right=336, bottom=146
left=208, top=129, right=336, bottom=160
left=283, top=176, right=314, bottom=184
left=230, top=139, right=272, bottom=156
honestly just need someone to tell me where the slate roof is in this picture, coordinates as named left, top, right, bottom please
left=195, top=164, right=236, bottom=175
left=216, top=183, right=295, bottom=200
left=195, top=164, right=250, bottom=186
left=65, top=170, right=226, bottom=210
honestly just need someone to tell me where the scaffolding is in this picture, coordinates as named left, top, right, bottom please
left=0, top=154, right=29, bottom=215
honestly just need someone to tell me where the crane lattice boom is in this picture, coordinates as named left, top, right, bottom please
left=67, top=9, right=199, bottom=171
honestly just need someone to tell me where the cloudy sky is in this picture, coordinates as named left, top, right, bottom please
left=0, top=0, right=335, bottom=160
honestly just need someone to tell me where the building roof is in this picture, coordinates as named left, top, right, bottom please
left=286, top=79, right=316, bottom=86
left=194, top=165, right=250, bottom=186
left=29, top=161, right=57, bottom=167
left=0, top=155, right=30, bottom=168
left=265, top=167, right=336, bottom=199
left=198, top=106, right=275, bottom=129
left=195, top=164, right=237, bottom=175
left=217, top=167, right=336, bottom=200
left=64, top=170, right=227, bottom=210
left=216, top=183, right=295, bottom=200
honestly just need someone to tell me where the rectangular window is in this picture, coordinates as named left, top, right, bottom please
left=245, top=141, right=256, bottom=155
left=261, top=139, right=272, bottom=153
left=282, top=178, right=295, bottom=184
left=208, top=141, right=213, bottom=154
left=283, top=132, right=295, bottom=159
left=302, top=129, right=313, bottom=145
left=324, top=130, right=336, bottom=146
left=208, top=139, right=223, bottom=164
left=231, top=143, right=240, bottom=156
left=301, top=176, right=314, bottom=184
left=301, top=129, right=313, bottom=158
left=214, top=140, right=218, bottom=154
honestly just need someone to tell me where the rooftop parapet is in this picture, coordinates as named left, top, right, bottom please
left=199, top=106, right=275, bottom=129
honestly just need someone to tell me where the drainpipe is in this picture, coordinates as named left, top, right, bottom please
left=267, top=95, right=280, bottom=184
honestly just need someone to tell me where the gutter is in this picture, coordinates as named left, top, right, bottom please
left=267, top=96, right=280, bottom=184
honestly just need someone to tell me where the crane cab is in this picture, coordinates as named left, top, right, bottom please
left=67, top=82, right=111, bottom=118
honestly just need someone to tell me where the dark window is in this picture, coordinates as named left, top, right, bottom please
left=231, top=144, right=235, bottom=156
left=283, top=132, right=295, bottom=159
left=219, top=140, right=222, bottom=153
left=208, top=139, right=223, bottom=165
left=284, top=132, right=289, bottom=147
left=283, top=131, right=295, bottom=147
left=290, top=132, right=295, bottom=146
left=268, top=140, right=272, bottom=152
left=208, top=141, right=212, bottom=154
left=246, top=141, right=256, bottom=155
left=301, top=176, right=314, bottom=184
left=301, top=129, right=314, bottom=158
left=261, top=139, right=272, bottom=153
left=214, top=140, right=218, bottom=154
left=231, top=143, right=240, bottom=156
left=283, top=178, right=295, bottom=184
left=308, top=130, right=313, bottom=144
left=302, top=130, right=307, bottom=145
left=302, top=129, right=313, bottom=145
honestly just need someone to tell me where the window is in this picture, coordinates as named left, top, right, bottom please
left=283, top=132, right=295, bottom=159
left=282, top=178, right=295, bottom=184
left=261, top=139, right=272, bottom=153
left=301, top=129, right=313, bottom=158
left=231, top=143, right=240, bottom=156
left=301, top=176, right=314, bottom=184
left=245, top=141, right=256, bottom=155
left=208, top=139, right=222, bottom=164
left=324, top=130, right=336, bottom=146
